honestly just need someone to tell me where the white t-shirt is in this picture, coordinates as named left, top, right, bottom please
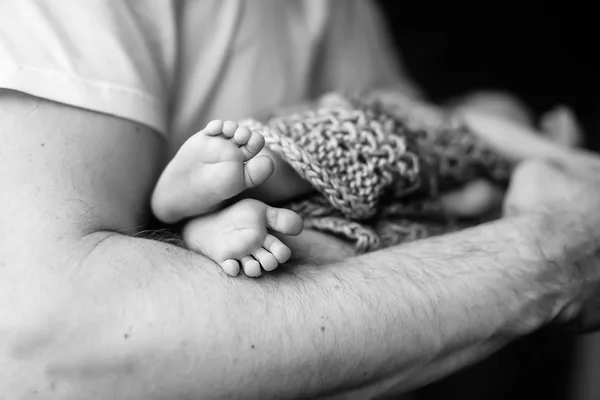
left=0, top=0, right=418, bottom=153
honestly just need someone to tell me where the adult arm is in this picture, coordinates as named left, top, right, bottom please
left=0, top=91, right=588, bottom=399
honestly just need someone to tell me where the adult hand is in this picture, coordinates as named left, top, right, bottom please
left=504, top=156, right=600, bottom=327
left=463, top=110, right=600, bottom=328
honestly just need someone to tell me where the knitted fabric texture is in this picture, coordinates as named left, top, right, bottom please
left=239, top=90, right=514, bottom=253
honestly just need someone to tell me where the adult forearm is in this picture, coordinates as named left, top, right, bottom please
left=3, top=215, right=562, bottom=399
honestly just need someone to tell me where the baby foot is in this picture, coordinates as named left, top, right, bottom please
left=152, top=120, right=275, bottom=223
left=183, top=198, right=303, bottom=277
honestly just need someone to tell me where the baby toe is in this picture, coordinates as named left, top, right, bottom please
left=252, top=247, right=279, bottom=272
left=221, top=259, right=241, bottom=277
left=263, top=234, right=292, bottom=264
left=241, top=256, right=262, bottom=277
left=233, top=126, right=252, bottom=146
left=222, top=121, right=239, bottom=137
left=204, top=120, right=224, bottom=135
left=265, top=207, right=304, bottom=235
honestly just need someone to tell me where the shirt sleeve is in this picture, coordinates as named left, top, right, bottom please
left=0, top=0, right=177, bottom=135
left=312, top=0, right=422, bottom=99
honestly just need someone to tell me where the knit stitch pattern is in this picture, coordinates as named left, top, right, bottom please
left=239, top=90, right=514, bottom=253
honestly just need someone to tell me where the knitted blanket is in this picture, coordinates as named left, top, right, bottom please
left=239, top=90, right=514, bottom=253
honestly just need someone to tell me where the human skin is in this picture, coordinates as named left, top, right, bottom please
left=1, top=91, right=600, bottom=399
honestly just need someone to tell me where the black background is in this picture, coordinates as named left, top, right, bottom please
left=377, top=2, right=599, bottom=151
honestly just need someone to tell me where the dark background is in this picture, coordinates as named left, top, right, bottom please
left=375, top=2, right=596, bottom=399
left=376, top=2, right=599, bottom=151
